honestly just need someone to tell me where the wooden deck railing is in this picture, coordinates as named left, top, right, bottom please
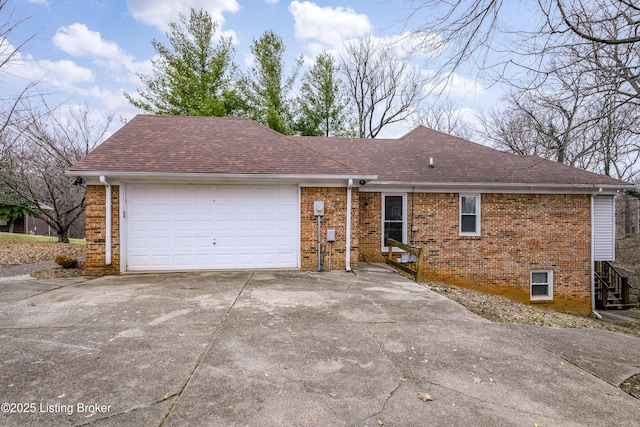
left=385, top=238, right=423, bottom=281
left=595, top=261, right=635, bottom=308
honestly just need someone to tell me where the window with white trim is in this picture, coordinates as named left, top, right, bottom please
left=382, top=193, right=407, bottom=250
left=460, top=194, right=480, bottom=236
left=530, top=270, right=553, bottom=301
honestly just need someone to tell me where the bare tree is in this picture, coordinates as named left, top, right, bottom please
left=554, top=0, right=640, bottom=45
left=1, top=102, right=113, bottom=242
left=413, top=100, right=474, bottom=139
left=404, top=1, right=640, bottom=105
left=0, top=0, right=39, bottom=155
left=341, top=34, right=424, bottom=138
left=482, top=77, right=639, bottom=182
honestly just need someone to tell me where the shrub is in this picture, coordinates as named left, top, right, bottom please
left=54, top=255, right=78, bottom=269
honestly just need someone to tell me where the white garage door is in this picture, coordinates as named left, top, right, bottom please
left=125, top=184, right=299, bottom=271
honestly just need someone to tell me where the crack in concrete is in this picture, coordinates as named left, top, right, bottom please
left=362, top=327, right=556, bottom=424
left=156, top=272, right=254, bottom=427
left=74, top=393, right=180, bottom=426
left=0, top=277, right=98, bottom=304
left=531, top=342, right=622, bottom=387
left=344, top=270, right=358, bottom=294
left=415, top=378, right=558, bottom=420
left=363, top=325, right=404, bottom=424
left=0, top=334, right=101, bottom=352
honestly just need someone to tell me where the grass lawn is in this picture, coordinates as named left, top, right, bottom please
left=0, top=232, right=85, bottom=245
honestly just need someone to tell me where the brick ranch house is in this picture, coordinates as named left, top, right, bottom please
left=68, top=115, right=633, bottom=314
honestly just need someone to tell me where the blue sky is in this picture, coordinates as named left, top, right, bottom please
left=3, top=0, right=497, bottom=137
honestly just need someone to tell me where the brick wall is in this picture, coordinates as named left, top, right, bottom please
left=85, top=185, right=120, bottom=275
left=300, top=187, right=359, bottom=271
left=359, top=192, right=593, bottom=314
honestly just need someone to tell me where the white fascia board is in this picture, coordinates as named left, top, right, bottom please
left=67, top=171, right=378, bottom=186
left=358, top=181, right=632, bottom=194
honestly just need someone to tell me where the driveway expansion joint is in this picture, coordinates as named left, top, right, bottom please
left=158, top=272, right=254, bottom=426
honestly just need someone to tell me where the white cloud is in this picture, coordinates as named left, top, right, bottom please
left=1, top=38, right=94, bottom=91
left=52, top=23, right=152, bottom=85
left=288, top=1, right=371, bottom=51
left=53, top=24, right=136, bottom=73
left=264, top=0, right=279, bottom=3
left=422, top=70, right=485, bottom=99
left=77, top=86, right=142, bottom=120
left=126, top=0, right=240, bottom=31
left=44, top=59, right=95, bottom=88
left=53, top=24, right=121, bottom=59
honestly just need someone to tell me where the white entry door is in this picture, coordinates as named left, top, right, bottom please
left=125, top=184, right=299, bottom=271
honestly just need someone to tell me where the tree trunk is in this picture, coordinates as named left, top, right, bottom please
left=8, top=218, right=14, bottom=233
left=625, top=193, right=633, bottom=236
left=57, top=228, right=70, bottom=243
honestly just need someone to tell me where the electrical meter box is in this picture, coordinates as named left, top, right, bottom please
left=327, top=229, right=336, bottom=242
left=313, top=201, right=324, bottom=216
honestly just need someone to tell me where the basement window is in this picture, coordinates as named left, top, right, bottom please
left=530, top=271, right=553, bottom=301
left=460, top=194, right=480, bottom=236
left=382, top=193, right=407, bottom=251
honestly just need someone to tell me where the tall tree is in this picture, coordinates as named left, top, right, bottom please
left=294, top=52, right=354, bottom=137
left=125, top=8, right=236, bottom=116
left=341, top=34, right=423, bottom=138
left=414, top=100, right=473, bottom=139
left=1, top=103, right=113, bottom=242
left=240, top=30, right=302, bottom=134
left=407, top=1, right=639, bottom=181
left=482, top=76, right=639, bottom=182
left=1, top=0, right=39, bottom=151
left=404, top=1, right=640, bottom=107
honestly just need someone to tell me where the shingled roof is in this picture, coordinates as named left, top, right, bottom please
left=298, top=126, right=628, bottom=186
left=70, top=115, right=362, bottom=176
left=70, top=115, right=630, bottom=188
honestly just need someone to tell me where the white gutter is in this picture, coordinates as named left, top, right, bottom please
left=68, top=171, right=378, bottom=182
left=99, top=176, right=112, bottom=266
left=360, top=182, right=632, bottom=195
left=591, top=187, right=602, bottom=316
left=346, top=179, right=353, bottom=271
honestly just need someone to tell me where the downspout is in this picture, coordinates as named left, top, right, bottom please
left=99, top=176, right=112, bottom=266
left=345, top=179, right=353, bottom=272
left=591, top=187, right=602, bottom=319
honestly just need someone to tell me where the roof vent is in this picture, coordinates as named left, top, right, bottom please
left=429, top=157, right=435, bottom=169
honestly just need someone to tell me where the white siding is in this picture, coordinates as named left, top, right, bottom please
left=593, top=195, right=615, bottom=261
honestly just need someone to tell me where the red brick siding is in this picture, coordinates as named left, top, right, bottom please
left=85, top=185, right=120, bottom=275
left=359, top=192, right=592, bottom=314
left=300, top=187, right=359, bottom=271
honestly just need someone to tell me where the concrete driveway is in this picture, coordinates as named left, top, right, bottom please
left=0, top=266, right=639, bottom=427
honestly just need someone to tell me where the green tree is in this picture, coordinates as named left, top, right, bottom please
left=240, top=30, right=302, bottom=134
left=0, top=205, right=32, bottom=233
left=294, top=52, right=354, bottom=137
left=125, top=8, right=236, bottom=116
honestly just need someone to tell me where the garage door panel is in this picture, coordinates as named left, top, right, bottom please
left=194, top=220, right=213, bottom=232
left=126, top=184, right=299, bottom=271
